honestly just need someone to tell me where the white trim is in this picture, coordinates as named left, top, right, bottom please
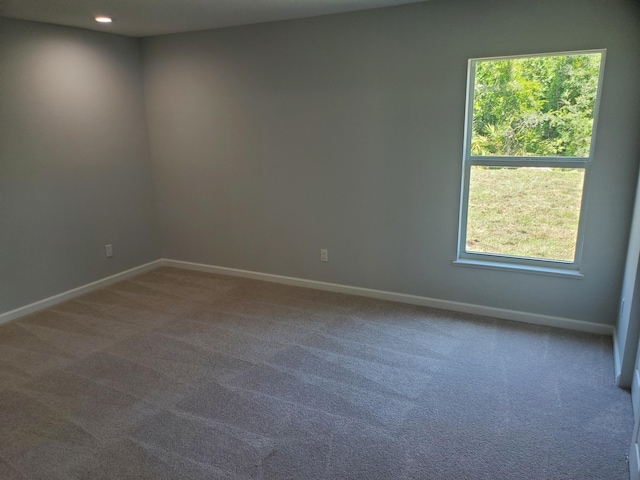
left=630, top=441, right=640, bottom=480
left=457, top=49, right=606, bottom=273
left=613, top=328, right=625, bottom=386
left=160, top=259, right=613, bottom=335
left=1, top=257, right=613, bottom=336
left=453, top=259, right=583, bottom=278
left=0, top=260, right=163, bottom=325
left=633, top=368, right=640, bottom=421
left=469, top=48, right=608, bottom=63
left=614, top=163, right=640, bottom=391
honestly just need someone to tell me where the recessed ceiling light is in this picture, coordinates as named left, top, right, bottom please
left=95, top=16, right=112, bottom=23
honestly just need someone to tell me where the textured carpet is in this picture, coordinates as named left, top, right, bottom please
left=0, top=266, right=632, bottom=479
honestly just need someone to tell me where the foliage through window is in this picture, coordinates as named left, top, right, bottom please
left=458, top=50, right=604, bottom=271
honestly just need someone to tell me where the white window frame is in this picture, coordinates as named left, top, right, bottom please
left=455, top=49, right=606, bottom=277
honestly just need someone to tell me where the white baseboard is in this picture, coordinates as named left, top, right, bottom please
left=0, top=260, right=163, bottom=326
left=614, top=329, right=625, bottom=386
left=633, top=368, right=640, bottom=421
left=613, top=327, right=636, bottom=388
left=160, top=259, right=614, bottom=336
left=1, top=257, right=614, bottom=336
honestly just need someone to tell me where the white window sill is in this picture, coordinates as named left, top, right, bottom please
left=453, top=259, right=584, bottom=278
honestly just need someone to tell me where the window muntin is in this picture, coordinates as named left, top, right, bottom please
left=458, top=50, right=605, bottom=271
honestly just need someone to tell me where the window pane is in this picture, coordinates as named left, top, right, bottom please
left=466, top=166, right=585, bottom=262
left=471, top=53, right=601, bottom=157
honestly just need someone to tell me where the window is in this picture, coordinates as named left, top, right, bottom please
left=456, top=50, right=605, bottom=275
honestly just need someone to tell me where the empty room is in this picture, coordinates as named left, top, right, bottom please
left=1, top=0, right=640, bottom=478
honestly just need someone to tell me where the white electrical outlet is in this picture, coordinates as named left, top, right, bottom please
left=105, top=244, right=114, bottom=258
left=320, top=249, right=328, bottom=262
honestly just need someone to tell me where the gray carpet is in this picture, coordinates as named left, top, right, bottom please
left=0, top=266, right=632, bottom=479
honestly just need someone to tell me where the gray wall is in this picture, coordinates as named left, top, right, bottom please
left=142, top=0, right=640, bottom=325
left=0, top=18, right=160, bottom=314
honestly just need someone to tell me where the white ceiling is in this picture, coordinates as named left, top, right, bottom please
left=0, top=0, right=429, bottom=37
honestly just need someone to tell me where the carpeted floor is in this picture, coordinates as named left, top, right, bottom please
left=0, top=266, right=632, bottom=479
